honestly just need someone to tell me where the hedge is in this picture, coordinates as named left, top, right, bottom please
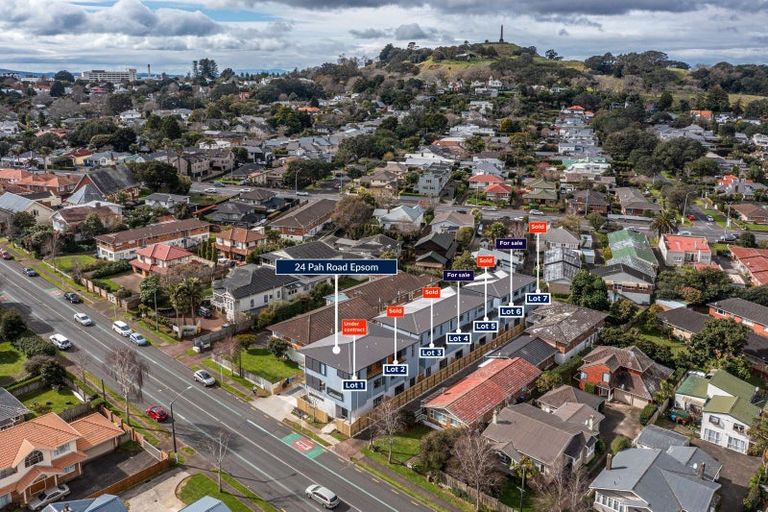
left=744, top=465, right=766, bottom=512
left=640, top=403, right=657, bottom=425
left=610, top=435, right=631, bottom=454
left=13, top=334, right=56, bottom=357
left=91, top=260, right=130, bottom=278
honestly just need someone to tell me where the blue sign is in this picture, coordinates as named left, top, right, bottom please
left=498, top=306, right=524, bottom=318
left=419, top=347, right=446, bottom=359
left=383, top=364, right=408, bottom=377
left=525, top=293, right=552, bottom=305
left=342, top=379, right=367, bottom=391
left=496, top=238, right=527, bottom=251
left=442, top=270, right=475, bottom=281
left=446, top=332, right=471, bottom=345
left=473, top=321, right=499, bottom=333
left=275, top=259, right=398, bottom=275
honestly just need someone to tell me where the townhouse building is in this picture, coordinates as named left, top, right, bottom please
left=95, top=218, right=210, bottom=261
left=708, top=298, right=768, bottom=338
left=659, top=234, right=712, bottom=266
left=269, top=199, right=336, bottom=241
left=215, top=227, right=266, bottom=262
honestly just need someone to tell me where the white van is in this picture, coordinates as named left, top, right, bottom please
left=112, top=320, right=132, bottom=336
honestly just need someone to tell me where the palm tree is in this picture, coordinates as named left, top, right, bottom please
left=168, top=283, right=190, bottom=338
left=182, top=277, right=205, bottom=325
left=651, top=210, right=676, bottom=237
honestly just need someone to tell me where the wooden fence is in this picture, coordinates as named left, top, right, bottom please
left=86, top=458, right=171, bottom=498
left=330, top=323, right=525, bottom=437
left=436, top=471, right=516, bottom=512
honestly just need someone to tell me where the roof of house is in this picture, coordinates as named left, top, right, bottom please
left=43, top=494, right=129, bottom=512
left=373, top=205, right=424, bottom=223
left=543, top=248, right=581, bottom=283
left=665, top=445, right=723, bottom=481
left=676, top=374, right=709, bottom=399
left=593, top=262, right=655, bottom=283
left=430, top=210, right=475, bottom=228
left=486, top=334, right=558, bottom=368
left=709, top=369, right=757, bottom=400
left=0, top=388, right=29, bottom=427
left=662, top=234, right=711, bottom=253
left=65, top=184, right=104, bottom=205
left=542, top=227, right=580, bottom=246
left=179, top=496, right=232, bottom=512
left=0, top=192, right=46, bottom=213
left=55, top=204, right=118, bottom=224
left=268, top=273, right=434, bottom=346
left=82, top=166, right=138, bottom=196
left=485, top=183, right=513, bottom=194
left=213, top=264, right=297, bottom=299
left=657, top=308, right=708, bottom=334
left=580, top=345, right=672, bottom=400
left=635, top=424, right=690, bottom=451
left=590, top=448, right=721, bottom=512
left=703, top=395, right=760, bottom=425
left=526, top=302, right=608, bottom=346
left=69, top=413, right=123, bottom=452
left=415, top=231, right=457, bottom=252
left=570, top=189, right=609, bottom=206
left=95, top=218, right=210, bottom=246
left=270, top=198, right=336, bottom=230
left=733, top=203, right=768, bottom=219
left=239, top=188, right=276, bottom=202
left=135, top=243, right=193, bottom=262
left=709, top=297, right=768, bottom=324
left=468, top=174, right=503, bottom=183
left=144, top=192, right=189, bottom=203
left=537, top=384, right=605, bottom=411
left=261, top=240, right=344, bottom=262
left=425, top=358, right=541, bottom=425
left=482, top=403, right=593, bottom=467
left=216, top=227, right=265, bottom=244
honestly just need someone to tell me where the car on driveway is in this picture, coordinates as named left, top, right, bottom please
left=193, top=369, right=216, bottom=386
left=63, top=292, right=81, bottom=303
left=28, top=484, right=70, bottom=511
left=146, top=405, right=168, bottom=422
left=0, top=250, right=12, bottom=260
left=49, top=333, right=72, bottom=350
left=687, top=214, right=696, bottom=221
left=112, top=320, right=132, bottom=336
left=305, top=484, right=340, bottom=509
left=74, top=313, right=93, bottom=326
left=129, top=332, right=148, bottom=346
left=23, top=267, right=37, bottom=277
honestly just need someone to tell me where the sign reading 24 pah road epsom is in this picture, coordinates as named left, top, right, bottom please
left=275, top=259, right=398, bottom=275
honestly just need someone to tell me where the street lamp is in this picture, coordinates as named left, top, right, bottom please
left=169, top=385, right=193, bottom=457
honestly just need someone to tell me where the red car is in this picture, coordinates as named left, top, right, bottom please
left=1, top=251, right=12, bottom=260
left=687, top=214, right=696, bottom=221
left=146, top=405, right=168, bottom=422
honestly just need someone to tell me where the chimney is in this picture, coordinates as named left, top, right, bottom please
left=697, top=463, right=706, bottom=479
left=492, top=409, right=498, bottom=424
left=606, top=453, right=613, bottom=471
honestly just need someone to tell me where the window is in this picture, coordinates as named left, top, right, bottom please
left=373, top=378, right=383, bottom=389
left=327, top=388, right=343, bottom=401
left=0, top=493, right=10, bottom=507
left=53, top=444, right=70, bottom=457
left=602, top=372, right=610, bottom=383
left=24, top=451, right=43, bottom=468
left=728, top=436, right=747, bottom=453
left=734, top=424, right=746, bottom=434
left=63, top=465, right=76, bottom=474
left=373, top=396, right=384, bottom=407
left=337, top=369, right=351, bottom=380
left=595, top=492, right=626, bottom=512
left=0, top=467, right=17, bottom=479
left=708, top=415, right=721, bottom=426
left=703, top=428, right=721, bottom=444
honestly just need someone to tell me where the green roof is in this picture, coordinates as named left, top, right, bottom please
left=703, top=395, right=759, bottom=425
left=608, top=229, right=646, bottom=246
left=676, top=375, right=709, bottom=399
left=709, top=370, right=757, bottom=400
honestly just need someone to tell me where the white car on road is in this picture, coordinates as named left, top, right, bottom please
left=529, top=209, right=545, bottom=216
left=204, top=187, right=218, bottom=193
left=112, top=320, right=132, bottom=336
left=193, top=369, right=216, bottom=386
left=49, top=334, right=72, bottom=350
left=74, top=313, right=93, bottom=326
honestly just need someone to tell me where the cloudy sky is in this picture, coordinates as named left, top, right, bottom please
left=1, top=0, right=767, bottom=74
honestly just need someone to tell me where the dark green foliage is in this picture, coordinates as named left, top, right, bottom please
left=24, top=355, right=57, bottom=375
left=283, top=159, right=333, bottom=188
left=267, top=105, right=312, bottom=135
left=131, top=161, right=188, bottom=194
left=139, top=275, right=167, bottom=307
left=599, top=327, right=633, bottom=347
left=738, top=286, right=768, bottom=306
left=50, top=81, right=65, bottom=97
left=656, top=268, right=735, bottom=305
left=334, top=134, right=396, bottom=164
left=109, top=127, right=137, bottom=152
left=610, top=435, right=632, bottom=454
left=70, top=118, right=118, bottom=146
left=14, top=335, right=56, bottom=357
left=40, top=359, right=66, bottom=386
left=419, top=428, right=462, bottom=472
left=124, top=205, right=166, bottom=228
left=160, top=116, right=182, bottom=139
left=569, top=270, right=609, bottom=311
left=0, top=310, right=26, bottom=341
left=91, top=260, right=131, bottom=278
left=688, top=318, right=749, bottom=368
left=602, top=128, right=659, bottom=162
left=639, top=404, right=657, bottom=426
left=608, top=299, right=639, bottom=325
left=54, top=70, right=74, bottom=82
left=685, top=157, right=720, bottom=177
left=652, top=137, right=706, bottom=173
left=106, top=93, right=133, bottom=115
left=267, top=337, right=290, bottom=359
left=254, top=78, right=325, bottom=103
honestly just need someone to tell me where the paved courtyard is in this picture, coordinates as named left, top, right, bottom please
left=67, top=444, right=157, bottom=498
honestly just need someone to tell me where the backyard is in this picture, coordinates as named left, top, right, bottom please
left=0, top=341, right=26, bottom=386
left=20, top=387, right=80, bottom=417
left=240, top=348, right=300, bottom=383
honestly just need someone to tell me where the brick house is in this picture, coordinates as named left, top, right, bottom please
left=129, top=243, right=194, bottom=276
left=269, top=199, right=336, bottom=241
left=215, top=227, right=266, bottom=262
left=95, top=218, right=210, bottom=261
left=577, top=346, right=672, bottom=408
left=566, top=189, right=609, bottom=215
left=708, top=298, right=768, bottom=338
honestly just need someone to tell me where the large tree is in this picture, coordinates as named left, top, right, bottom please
left=688, top=318, right=750, bottom=367
left=331, top=196, right=374, bottom=235
left=130, top=161, right=187, bottom=194
left=105, top=346, right=148, bottom=425
left=650, top=210, right=677, bottom=236
left=451, top=430, right=502, bottom=511
left=569, top=270, right=609, bottom=311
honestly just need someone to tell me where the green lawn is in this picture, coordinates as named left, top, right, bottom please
left=0, top=341, right=26, bottom=386
left=370, top=425, right=431, bottom=465
left=20, top=387, right=79, bottom=417
left=498, top=477, right=535, bottom=512
left=737, top=221, right=768, bottom=232
left=48, top=254, right=99, bottom=273
left=177, top=473, right=251, bottom=512
left=639, top=332, right=689, bottom=356
left=240, top=348, right=300, bottom=383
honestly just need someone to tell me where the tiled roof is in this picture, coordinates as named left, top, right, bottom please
left=580, top=345, right=672, bottom=400
left=95, top=218, right=210, bottom=246
left=0, top=413, right=81, bottom=468
left=56, top=205, right=117, bottom=224
left=662, top=234, right=711, bottom=253
left=526, top=302, right=608, bottom=346
left=270, top=198, right=336, bottom=230
left=70, top=413, right=123, bottom=451
left=216, top=227, right=265, bottom=244
left=468, top=174, right=503, bottom=183
left=709, top=297, right=768, bottom=325
left=425, top=358, right=541, bottom=425
left=537, top=384, right=605, bottom=411
left=135, top=243, right=193, bottom=261
left=657, top=308, right=708, bottom=333
left=213, top=264, right=297, bottom=299
left=0, top=388, right=28, bottom=427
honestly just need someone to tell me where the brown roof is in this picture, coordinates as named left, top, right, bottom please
left=216, top=227, right=266, bottom=244
left=270, top=199, right=337, bottom=230
left=268, top=272, right=436, bottom=346
left=70, top=413, right=123, bottom=451
left=96, top=218, right=210, bottom=246
left=580, top=345, right=672, bottom=400
left=0, top=413, right=81, bottom=469
left=57, top=205, right=117, bottom=224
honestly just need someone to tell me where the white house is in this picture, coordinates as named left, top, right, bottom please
left=373, top=205, right=424, bottom=233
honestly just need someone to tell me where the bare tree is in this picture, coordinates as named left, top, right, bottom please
left=451, top=430, right=502, bottom=511
left=372, top=398, right=403, bottom=463
left=105, top=346, right=148, bottom=426
left=204, top=428, right=231, bottom=492
left=531, top=458, right=591, bottom=512
left=78, top=352, right=93, bottom=387
left=213, top=335, right=242, bottom=379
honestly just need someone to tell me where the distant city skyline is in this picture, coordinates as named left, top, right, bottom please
left=2, top=0, right=768, bottom=73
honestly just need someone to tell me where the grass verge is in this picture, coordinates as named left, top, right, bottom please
left=240, top=348, right=300, bottom=383
left=221, top=472, right=280, bottom=512
left=177, top=473, right=251, bottom=512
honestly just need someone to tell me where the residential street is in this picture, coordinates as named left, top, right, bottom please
left=0, top=258, right=433, bottom=512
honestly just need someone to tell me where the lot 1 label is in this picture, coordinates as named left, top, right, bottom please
left=342, top=380, right=367, bottom=391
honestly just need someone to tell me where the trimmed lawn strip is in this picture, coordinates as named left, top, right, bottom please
left=355, top=458, right=454, bottom=512
left=370, top=425, right=430, bottom=465
left=0, top=341, right=27, bottom=386
left=133, top=319, right=178, bottom=345
left=20, top=387, right=79, bottom=417
left=329, top=430, right=348, bottom=442
left=240, top=348, right=300, bottom=383
left=638, top=332, right=688, bottom=356
left=48, top=254, right=99, bottom=273
left=177, top=473, right=251, bottom=512
left=282, top=419, right=330, bottom=447
left=497, top=477, right=536, bottom=512
left=200, top=359, right=257, bottom=401
left=221, top=472, right=280, bottom=512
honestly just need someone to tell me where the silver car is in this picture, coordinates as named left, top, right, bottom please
left=74, top=313, right=93, bottom=326
left=28, top=484, right=70, bottom=511
left=305, top=484, right=340, bottom=509
left=193, top=369, right=216, bottom=386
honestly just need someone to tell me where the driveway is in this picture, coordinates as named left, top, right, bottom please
left=123, top=467, right=189, bottom=512
left=109, top=272, right=144, bottom=293
left=600, top=402, right=643, bottom=445
left=691, top=438, right=761, bottom=512
left=67, top=444, right=158, bottom=498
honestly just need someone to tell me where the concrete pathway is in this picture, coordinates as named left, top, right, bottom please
left=123, top=468, right=189, bottom=512
left=252, top=393, right=295, bottom=421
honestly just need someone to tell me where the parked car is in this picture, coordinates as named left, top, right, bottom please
left=204, top=187, right=218, bottom=193
left=63, top=292, right=81, bottom=304
left=49, top=334, right=72, bottom=350
left=28, top=484, right=70, bottom=511
left=296, top=191, right=309, bottom=196
left=193, top=369, right=216, bottom=386
left=305, top=485, right=340, bottom=509
left=678, top=230, right=692, bottom=236
left=687, top=214, right=696, bottom=221
left=112, top=320, right=132, bottom=336
left=23, top=267, right=37, bottom=277
left=213, top=181, right=225, bottom=187
left=74, top=313, right=93, bottom=326
left=198, top=305, right=213, bottom=318
left=719, top=233, right=738, bottom=243
left=146, top=405, right=168, bottom=422
left=667, top=408, right=692, bottom=425
left=239, top=188, right=252, bottom=193
left=129, top=332, right=148, bottom=346
left=0, top=250, right=12, bottom=260
left=529, top=209, right=544, bottom=216
left=705, top=215, right=714, bottom=222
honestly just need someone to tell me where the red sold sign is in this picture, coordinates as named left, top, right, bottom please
left=476, top=255, right=496, bottom=268
left=422, top=287, right=441, bottom=299
left=528, top=221, right=548, bottom=234
left=342, top=319, right=368, bottom=336
left=386, top=305, right=404, bottom=317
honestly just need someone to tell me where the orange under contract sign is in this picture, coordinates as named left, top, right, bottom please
left=341, top=319, right=368, bottom=336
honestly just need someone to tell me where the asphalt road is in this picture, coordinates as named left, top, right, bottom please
left=0, top=260, right=433, bottom=512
